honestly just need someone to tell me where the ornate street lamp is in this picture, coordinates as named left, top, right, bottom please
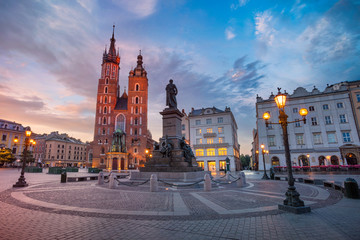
left=13, top=127, right=36, bottom=188
left=262, top=88, right=311, bottom=213
left=260, top=144, right=269, bottom=179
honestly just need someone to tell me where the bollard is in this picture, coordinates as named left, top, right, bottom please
left=236, top=175, right=243, bottom=188
left=204, top=174, right=211, bottom=191
left=60, top=170, right=67, bottom=183
left=241, top=172, right=246, bottom=185
left=98, top=172, right=104, bottom=185
left=344, top=178, right=360, bottom=199
left=150, top=174, right=158, bottom=192
left=109, top=173, right=117, bottom=189
left=226, top=171, right=231, bottom=181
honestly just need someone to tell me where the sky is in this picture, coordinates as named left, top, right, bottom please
left=0, top=0, right=359, bottom=154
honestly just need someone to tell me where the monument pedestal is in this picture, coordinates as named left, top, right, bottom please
left=133, top=106, right=205, bottom=181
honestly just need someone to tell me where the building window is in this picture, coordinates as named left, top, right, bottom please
left=195, top=149, right=204, bottom=156
left=206, top=118, right=212, bottom=124
left=104, top=106, right=107, bottom=114
left=267, top=124, right=273, bottom=129
left=293, top=108, right=298, bottom=113
left=356, top=93, right=360, bottom=102
left=135, top=84, right=140, bottom=91
left=206, top=128, right=213, bottom=133
left=104, top=96, right=108, bottom=104
left=134, top=148, right=138, bottom=153
left=218, top=127, right=224, bottom=134
left=135, top=97, right=139, bottom=104
left=196, top=129, right=202, bottom=136
left=104, top=87, right=108, bottom=94
left=196, top=138, right=202, bottom=144
left=295, top=119, right=300, bottom=127
left=2, top=134, right=6, bottom=141
left=337, top=102, right=344, bottom=108
left=342, top=132, right=351, bottom=143
left=311, top=117, right=317, bottom=126
left=181, top=124, right=185, bottom=130
left=296, top=134, right=304, bottom=145
left=195, top=120, right=201, bottom=125
left=102, top=128, right=105, bottom=135
left=325, top=116, right=332, bottom=125
left=327, top=132, right=337, bottom=143
left=206, top=138, right=214, bottom=144
left=134, top=129, right=138, bottom=135
left=103, top=117, right=107, bottom=125
left=105, top=78, right=109, bottom=84
left=309, top=106, right=315, bottom=111
left=134, top=118, right=138, bottom=125
left=313, top=133, right=322, bottom=144
left=339, top=114, right=347, bottom=123
left=218, top=148, right=227, bottom=156
left=268, top=136, right=275, bottom=146
left=323, top=104, right=329, bottom=110
left=135, top=107, right=138, bottom=114
left=218, top=137, right=224, bottom=143
left=207, top=148, right=215, bottom=156
left=217, top=117, right=223, bottom=123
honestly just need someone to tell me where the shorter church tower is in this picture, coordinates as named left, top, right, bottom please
left=126, top=52, right=149, bottom=167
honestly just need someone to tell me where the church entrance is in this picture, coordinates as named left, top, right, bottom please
left=112, top=158, right=118, bottom=170
left=121, top=158, right=125, bottom=170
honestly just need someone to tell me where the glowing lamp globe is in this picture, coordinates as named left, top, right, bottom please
left=260, top=144, right=265, bottom=149
left=25, top=127, right=32, bottom=137
left=275, top=93, right=287, bottom=109
left=263, top=112, right=271, bottom=120
left=299, top=108, right=308, bottom=117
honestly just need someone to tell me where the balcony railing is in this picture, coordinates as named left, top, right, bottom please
left=203, top=133, right=217, bottom=138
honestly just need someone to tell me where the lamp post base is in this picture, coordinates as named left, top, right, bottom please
left=13, top=176, right=28, bottom=188
left=278, top=204, right=311, bottom=214
left=262, top=173, right=270, bottom=180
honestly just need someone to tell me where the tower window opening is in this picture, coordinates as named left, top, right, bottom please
left=104, top=87, right=108, bottom=94
left=135, top=84, right=140, bottom=91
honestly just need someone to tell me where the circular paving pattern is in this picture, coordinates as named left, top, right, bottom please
left=0, top=179, right=343, bottom=220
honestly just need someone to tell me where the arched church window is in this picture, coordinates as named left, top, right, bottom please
left=135, top=107, right=138, bottom=114
left=135, top=118, right=138, bottom=125
left=103, top=117, right=107, bottom=125
left=115, top=114, right=126, bottom=132
left=134, top=128, right=138, bottom=135
left=104, top=96, right=108, bottom=104
left=135, top=84, right=140, bottom=91
left=104, top=107, right=107, bottom=114
left=105, top=78, right=109, bottom=84
left=101, top=147, right=105, bottom=154
left=135, top=97, right=139, bottom=104
left=102, top=128, right=105, bottom=135
left=104, top=87, right=108, bottom=94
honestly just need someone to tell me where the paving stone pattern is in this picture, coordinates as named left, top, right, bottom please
left=0, top=169, right=359, bottom=239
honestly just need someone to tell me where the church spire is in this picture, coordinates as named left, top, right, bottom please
left=109, top=25, right=116, bottom=56
left=102, top=25, right=120, bottom=64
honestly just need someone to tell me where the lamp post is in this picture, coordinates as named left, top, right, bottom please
left=260, top=144, right=269, bottom=179
left=255, top=150, right=259, bottom=171
left=263, top=88, right=310, bottom=213
left=13, top=127, right=36, bottom=188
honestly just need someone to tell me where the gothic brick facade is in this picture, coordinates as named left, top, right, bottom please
left=91, top=26, right=150, bottom=169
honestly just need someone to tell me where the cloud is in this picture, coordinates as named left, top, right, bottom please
left=299, top=0, right=360, bottom=65
left=225, top=27, right=236, bottom=40
left=255, top=10, right=276, bottom=46
left=0, top=1, right=100, bottom=98
left=112, top=0, right=158, bottom=18
left=231, top=0, right=250, bottom=10
left=0, top=93, right=94, bottom=140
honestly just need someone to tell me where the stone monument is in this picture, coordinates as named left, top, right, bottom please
left=130, top=79, right=207, bottom=182
left=106, top=129, right=129, bottom=171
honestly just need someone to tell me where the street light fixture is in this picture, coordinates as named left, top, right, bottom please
left=13, top=127, right=36, bottom=188
left=260, top=144, right=269, bottom=179
left=262, top=88, right=311, bottom=213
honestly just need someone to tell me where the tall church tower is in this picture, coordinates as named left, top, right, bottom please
left=126, top=52, right=149, bottom=167
left=92, top=25, right=120, bottom=167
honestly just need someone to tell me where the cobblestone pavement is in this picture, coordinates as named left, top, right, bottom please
left=0, top=169, right=359, bottom=239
